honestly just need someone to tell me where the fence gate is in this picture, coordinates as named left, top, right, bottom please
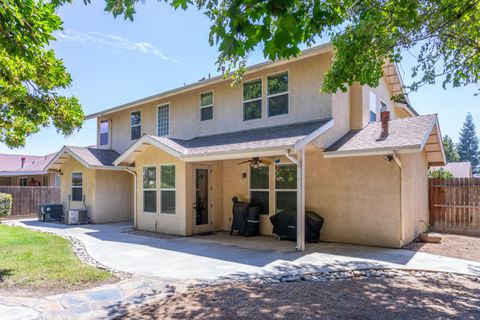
left=429, top=178, right=480, bottom=235
left=0, top=186, right=61, bottom=216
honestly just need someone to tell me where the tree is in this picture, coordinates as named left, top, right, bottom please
left=457, top=113, right=480, bottom=173
left=101, top=0, right=480, bottom=95
left=0, top=0, right=83, bottom=148
left=443, top=135, right=459, bottom=163
left=429, top=168, right=454, bottom=179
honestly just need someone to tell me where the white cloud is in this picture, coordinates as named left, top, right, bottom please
left=56, top=28, right=179, bottom=63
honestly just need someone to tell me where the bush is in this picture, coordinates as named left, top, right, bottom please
left=429, top=168, right=454, bottom=178
left=0, top=193, right=12, bottom=217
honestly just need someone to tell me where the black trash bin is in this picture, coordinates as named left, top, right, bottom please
left=245, top=206, right=260, bottom=237
left=230, top=197, right=249, bottom=235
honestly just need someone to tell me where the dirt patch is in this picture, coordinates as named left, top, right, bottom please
left=116, top=275, right=480, bottom=319
left=0, top=277, right=119, bottom=298
left=404, top=233, right=480, bottom=262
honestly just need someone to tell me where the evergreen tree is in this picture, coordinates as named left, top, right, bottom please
left=457, top=113, right=480, bottom=174
left=443, top=135, right=459, bottom=163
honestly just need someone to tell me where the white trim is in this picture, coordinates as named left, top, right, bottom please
left=156, top=103, right=170, bottom=137
left=293, top=119, right=334, bottom=151
left=199, top=91, right=214, bottom=122
left=323, top=145, right=422, bottom=158
left=159, top=164, right=176, bottom=215
left=85, top=43, right=333, bottom=120
left=266, top=70, right=290, bottom=118
left=0, top=171, right=47, bottom=177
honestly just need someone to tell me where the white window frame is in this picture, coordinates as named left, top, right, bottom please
left=142, top=165, right=157, bottom=213
left=243, top=78, right=263, bottom=121
left=380, top=100, right=388, bottom=112
left=54, top=174, right=61, bottom=187
left=19, top=177, right=28, bottom=187
left=157, top=103, right=170, bottom=137
left=99, top=119, right=110, bottom=146
left=199, top=91, right=214, bottom=122
left=248, top=164, right=270, bottom=215
left=130, top=110, right=142, bottom=141
left=274, top=163, right=297, bottom=213
left=159, top=164, right=176, bottom=215
left=71, top=171, right=83, bottom=202
left=267, top=71, right=290, bottom=117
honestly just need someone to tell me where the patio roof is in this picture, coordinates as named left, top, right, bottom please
left=46, top=146, right=125, bottom=171
left=323, top=114, right=446, bottom=165
left=114, top=118, right=334, bottom=165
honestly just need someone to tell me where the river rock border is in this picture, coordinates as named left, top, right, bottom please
left=3, top=222, right=131, bottom=279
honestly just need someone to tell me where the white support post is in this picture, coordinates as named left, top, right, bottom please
left=296, top=148, right=306, bottom=251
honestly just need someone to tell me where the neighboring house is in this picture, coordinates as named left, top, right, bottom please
left=45, top=43, right=446, bottom=249
left=0, top=153, right=60, bottom=186
left=430, top=162, right=472, bottom=178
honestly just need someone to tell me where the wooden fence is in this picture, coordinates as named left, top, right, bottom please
left=429, top=178, right=480, bottom=235
left=0, top=186, right=61, bottom=216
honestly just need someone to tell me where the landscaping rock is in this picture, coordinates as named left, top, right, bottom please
left=418, top=232, right=442, bottom=243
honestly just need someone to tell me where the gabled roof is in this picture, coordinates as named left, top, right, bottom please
left=115, top=119, right=334, bottom=165
left=0, top=153, right=56, bottom=176
left=323, top=114, right=446, bottom=165
left=45, top=146, right=124, bottom=171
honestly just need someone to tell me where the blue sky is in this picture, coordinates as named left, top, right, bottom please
left=0, top=1, right=478, bottom=155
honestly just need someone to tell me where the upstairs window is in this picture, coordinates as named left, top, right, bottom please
left=267, top=72, right=289, bottom=117
left=200, top=92, right=213, bottom=121
left=249, top=165, right=270, bottom=215
left=243, top=79, right=262, bottom=121
left=71, top=172, right=83, bottom=201
left=275, top=164, right=297, bottom=212
left=99, top=120, right=109, bottom=146
left=157, top=104, right=170, bottom=136
left=131, top=111, right=141, bottom=140
left=369, top=92, right=377, bottom=122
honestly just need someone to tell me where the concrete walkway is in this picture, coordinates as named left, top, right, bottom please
left=0, top=276, right=176, bottom=320
left=8, top=219, right=480, bottom=279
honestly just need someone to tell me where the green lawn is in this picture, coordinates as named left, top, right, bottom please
left=0, top=225, right=111, bottom=288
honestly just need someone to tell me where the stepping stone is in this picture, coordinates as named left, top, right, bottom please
left=0, top=304, right=41, bottom=320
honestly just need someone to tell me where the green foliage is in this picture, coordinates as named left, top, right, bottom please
left=443, top=135, right=459, bottom=163
left=457, top=113, right=480, bottom=174
left=429, top=168, right=454, bottom=179
left=0, top=0, right=84, bottom=148
left=0, top=193, right=12, bottom=217
left=100, top=0, right=479, bottom=94
left=0, top=225, right=111, bottom=287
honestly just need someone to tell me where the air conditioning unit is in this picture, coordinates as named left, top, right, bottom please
left=65, top=209, right=88, bottom=225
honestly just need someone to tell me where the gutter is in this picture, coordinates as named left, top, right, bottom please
left=392, top=151, right=404, bottom=246
left=125, top=167, right=137, bottom=229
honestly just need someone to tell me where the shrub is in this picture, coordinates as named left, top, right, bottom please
left=0, top=193, right=12, bottom=217
left=429, top=168, right=454, bottom=178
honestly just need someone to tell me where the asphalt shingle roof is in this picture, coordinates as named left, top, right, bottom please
left=149, top=119, right=331, bottom=156
left=65, top=146, right=120, bottom=167
left=0, top=153, right=56, bottom=173
left=325, top=114, right=437, bottom=154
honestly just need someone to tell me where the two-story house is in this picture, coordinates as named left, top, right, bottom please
left=46, top=43, right=446, bottom=249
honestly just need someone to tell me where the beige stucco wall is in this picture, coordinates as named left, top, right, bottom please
left=400, top=151, right=429, bottom=245
left=94, top=170, right=133, bottom=223
left=60, top=157, right=96, bottom=214
left=134, top=145, right=188, bottom=235
left=99, top=53, right=334, bottom=154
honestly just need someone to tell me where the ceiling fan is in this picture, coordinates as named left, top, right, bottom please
left=238, top=157, right=272, bottom=166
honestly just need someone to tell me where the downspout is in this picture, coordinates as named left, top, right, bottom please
left=285, top=148, right=306, bottom=251
left=125, top=167, right=137, bottom=229
left=392, top=151, right=404, bottom=246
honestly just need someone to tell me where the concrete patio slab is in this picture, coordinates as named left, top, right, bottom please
left=6, top=219, right=480, bottom=280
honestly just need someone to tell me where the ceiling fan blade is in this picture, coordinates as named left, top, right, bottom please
left=259, top=159, right=272, bottom=165
left=238, top=160, right=253, bottom=165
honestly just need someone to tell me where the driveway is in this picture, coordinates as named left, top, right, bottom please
left=9, top=220, right=480, bottom=280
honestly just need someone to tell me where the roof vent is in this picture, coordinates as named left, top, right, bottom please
left=21, top=157, right=26, bottom=168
